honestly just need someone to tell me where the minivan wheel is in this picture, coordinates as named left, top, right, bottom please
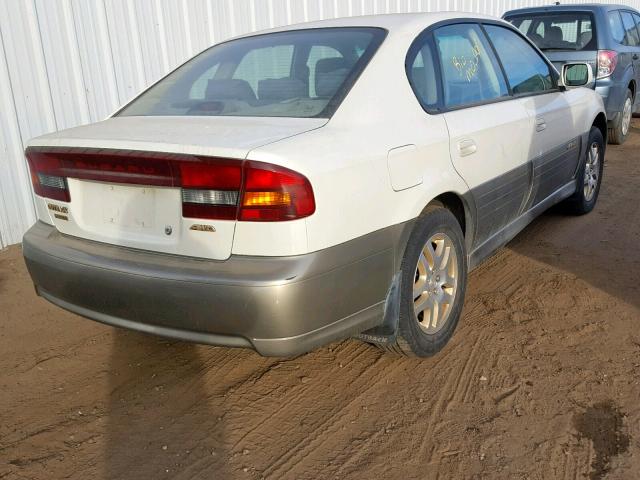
left=388, top=206, right=467, bottom=357
left=563, top=126, right=605, bottom=215
left=608, top=89, right=632, bottom=145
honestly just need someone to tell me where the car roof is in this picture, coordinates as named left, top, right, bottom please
left=233, top=11, right=501, bottom=40
left=504, top=4, right=637, bottom=17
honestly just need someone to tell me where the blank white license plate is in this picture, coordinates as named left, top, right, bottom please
left=100, top=184, right=156, bottom=230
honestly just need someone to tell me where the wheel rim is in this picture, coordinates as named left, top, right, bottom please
left=583, top=141, right=600, bottom=202
left=413, top=232, right=459, bottom=334
left=622, top=97, right=632, bottom=136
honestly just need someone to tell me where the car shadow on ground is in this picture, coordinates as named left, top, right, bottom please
left=506, top=148, right=640, bottom=311
left=105, top=330, right=231, bottom=479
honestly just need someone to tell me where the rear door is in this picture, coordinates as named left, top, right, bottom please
left=483, top=24, right=582, bottom=207
left=620, top=11, right=640, bottom=89
left=427, top=23, right=534, bottom=247
left=630, top=11, right=640, bottom=95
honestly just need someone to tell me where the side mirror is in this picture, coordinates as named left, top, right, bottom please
left=559, top=62, right=594, bottom=89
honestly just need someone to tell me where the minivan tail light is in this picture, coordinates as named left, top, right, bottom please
left=597, top=50, right=618, bottom=79
left=25, top=148, right=314, bottom=222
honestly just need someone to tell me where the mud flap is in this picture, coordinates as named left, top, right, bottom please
left=354, top=273, right=401, bottom=346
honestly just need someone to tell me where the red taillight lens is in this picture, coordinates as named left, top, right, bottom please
left=178, top=161, right=242, bottom=220
left=25, top=148, right=314, bottom=222
left=597, top=50, right=618, bottom=79
left=26, top=151, right=70, bottom=202
left=239, top=161, right=315, bottom=221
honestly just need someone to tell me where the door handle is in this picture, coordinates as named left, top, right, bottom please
left=535, top=117, right=547, bottom=132
left=457, top=139, right=477, bottom=157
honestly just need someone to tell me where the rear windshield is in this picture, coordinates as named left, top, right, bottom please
left=118, top=27, right=385, bottom=119
left=505, top=12, right=597, bottom=51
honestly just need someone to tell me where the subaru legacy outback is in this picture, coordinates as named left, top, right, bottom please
left=23, top=13, right=606, bottom=357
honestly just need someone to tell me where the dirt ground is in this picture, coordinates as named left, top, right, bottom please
left=1, top=122, right=640, bottom=480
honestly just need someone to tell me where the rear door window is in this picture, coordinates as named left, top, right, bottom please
left=484, top=25, right=554, bottom=95
left=609, top=11, right=626, bottom=44
left=432, top=23, right=508, bottom=109
left=407, top=40, right=440, bottom=111
left=633, top=13, right=640, bottom=42
left=620, top=11, right=640, bottom=46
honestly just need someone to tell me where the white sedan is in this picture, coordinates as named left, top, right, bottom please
left=23, top=13, right=606, bottom=357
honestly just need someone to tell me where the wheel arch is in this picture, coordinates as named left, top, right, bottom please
left=420, top=191, right=475, bottom=252
left=628, top=79, right=636, bottom=102
left=372, top=190, right=472, bottom=353
left=593, top=111, right=608, bottom=145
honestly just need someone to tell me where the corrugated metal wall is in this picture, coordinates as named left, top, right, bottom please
left=2, top=0, right=640, bottom=247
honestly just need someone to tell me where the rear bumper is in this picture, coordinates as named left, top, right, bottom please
left=23, top=221, right=409, bottom=356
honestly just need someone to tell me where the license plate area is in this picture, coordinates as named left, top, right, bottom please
left=49, top=179, right=237, bottom=260
left=71, top=180, right=180, bottom=243
left=100, top=184, right=156, bottom=231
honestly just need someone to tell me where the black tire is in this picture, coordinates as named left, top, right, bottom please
left=608, top=89, right=632, bottom=145
left=562, top=126, right=605, bottom=215
left=388, top=206, right=467, bottom=357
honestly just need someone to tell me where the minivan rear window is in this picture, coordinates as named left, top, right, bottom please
left=118, top=27, right=385, bottom=119
left=505, top=12, right=597, bottom=51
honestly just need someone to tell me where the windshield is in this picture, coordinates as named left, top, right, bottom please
left=505, top=12, right=596, bottom=51
left=118, top=27, right=385, bottom=119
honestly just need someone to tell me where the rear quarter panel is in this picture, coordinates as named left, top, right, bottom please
left=243, top=30, right=470, bottom=255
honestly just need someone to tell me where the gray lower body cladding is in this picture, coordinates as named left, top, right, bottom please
left=468, top=135, right=582, bottom=248
left=23, top=221, right=411, bottom=356
left=465, top=134, right=586, bottom=268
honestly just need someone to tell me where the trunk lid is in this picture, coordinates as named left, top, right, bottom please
left=28, top=116, right=326, bottom=260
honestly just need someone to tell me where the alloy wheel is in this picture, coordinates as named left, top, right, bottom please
left=413, top=233, right=459, bottom=334
left=584, top=141, right=600, bottom=202
left=622, top=97, right=632, bottom=137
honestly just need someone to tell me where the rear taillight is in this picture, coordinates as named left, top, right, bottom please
left=180, top=160, right=242, bottom=220
left=25, top=148, right=315, bottom=222
left=597, top=50, right=618, bottom=79
left=240, top=161, right=315, bottom=221
left=27, top=153, right=70, bottom=202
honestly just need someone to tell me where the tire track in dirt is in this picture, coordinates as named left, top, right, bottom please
left=247, top=346, right=396, bottom=478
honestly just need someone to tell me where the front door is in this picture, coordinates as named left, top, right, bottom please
left=482, top=23, right=580, bottom=209
left=522, top=92, right=584, bottom=206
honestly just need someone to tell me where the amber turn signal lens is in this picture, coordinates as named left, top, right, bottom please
left=242, top=191, right=291, bottom=207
